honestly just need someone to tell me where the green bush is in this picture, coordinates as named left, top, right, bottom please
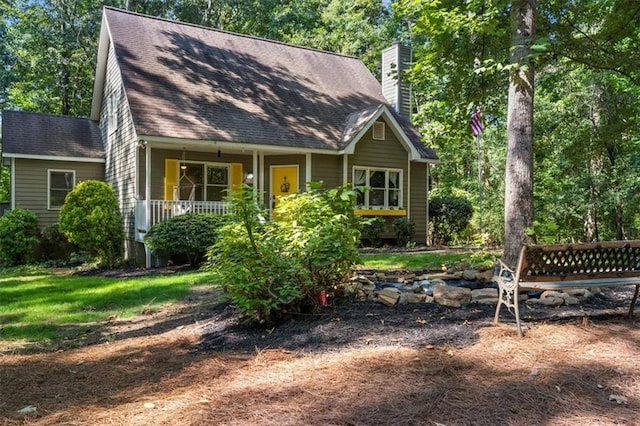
left=0, top=208, right=40, bottom=266
left=145, top=213, right=223, bottom=266
left=429, top=195, right=474, bottom=245
left=205, top=183, right=361, bottom=324
left=59, top=180, right=123, bottom=266
left=38, top=223, right=77, bottom=262
left=361, top=216, right=386, bottom=247
left=392, top=217, right=416, bottom=247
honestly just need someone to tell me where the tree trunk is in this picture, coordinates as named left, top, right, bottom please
left=503, top=0, right=536, bottom=268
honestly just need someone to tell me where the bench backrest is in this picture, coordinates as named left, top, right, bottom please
left=516, top=240, right=640, bottom=283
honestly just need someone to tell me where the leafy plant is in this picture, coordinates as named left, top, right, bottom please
left=392, top=217, right=416, bottom=247
left=361, top=216, right=386, bottom=247
left=59, top=180, right=123, bottom=266
left=38, top=223, right=77, bottom=263
left=145, top=213, right=223, bottom=266
left=0, top=208, right=40, bottom=266
left=205, top=184, right=361, bottom=324
left=429, top=195, right=474, bottom=245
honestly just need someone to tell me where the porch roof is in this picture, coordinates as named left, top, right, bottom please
left=94, top=8, right=437, bottom=161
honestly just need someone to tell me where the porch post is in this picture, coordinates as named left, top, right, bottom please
left=259, top=152, right=265, bottom=195
left=305, top=153, right=311, bottom=190
left=145, top=144, right=152, bottom=268
left=252, top=150, right=259, bottom=197
left=342, top=154, right=348, bottom=185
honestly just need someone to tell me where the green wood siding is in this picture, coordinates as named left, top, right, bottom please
left=311, top=154, right=342, bottom=188
left=13, top=159, right=104, bottom=228
left=99, top=43, right=138, bottom=254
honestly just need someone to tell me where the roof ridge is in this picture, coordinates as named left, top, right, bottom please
left=103, top=6, right=360, bottom=61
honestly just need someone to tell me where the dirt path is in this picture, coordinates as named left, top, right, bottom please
left=1, top=286, right=639, bottom=425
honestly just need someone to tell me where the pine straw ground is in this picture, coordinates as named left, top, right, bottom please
left=1, top=285, right=639, bottom=426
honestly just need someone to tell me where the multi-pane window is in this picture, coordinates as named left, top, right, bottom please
left=353, top=167, right=402, bottom=209
left=206, top=166, right=228, bottom=201
left=177, top=162, right=230, bottom=202
left=48, top=170, right=75, bottom=209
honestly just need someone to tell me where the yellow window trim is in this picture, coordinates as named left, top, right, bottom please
left=354, top=209, right=406, bottom=216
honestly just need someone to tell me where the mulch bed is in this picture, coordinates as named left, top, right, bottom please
left=1, top=273, right=638, bottom=425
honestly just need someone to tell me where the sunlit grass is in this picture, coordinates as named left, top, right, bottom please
left=358, top=250, right=498, bottom=271
left=0, top=268, right=212, bottom=342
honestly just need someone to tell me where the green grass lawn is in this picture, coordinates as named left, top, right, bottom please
left=0, top=250, right=496, bottom=346
left=358, top=249, right=498, bottom=271
left=0, top=266, right=212, bottom=343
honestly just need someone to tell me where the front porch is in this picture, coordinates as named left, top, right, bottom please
left=134, top=200, right=229, bottom=241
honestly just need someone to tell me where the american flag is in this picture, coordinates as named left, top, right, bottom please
left=470, top=106, right=484, bottom=136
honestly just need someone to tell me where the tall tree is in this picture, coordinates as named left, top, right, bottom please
left=503, top=0, right=536, bottom=266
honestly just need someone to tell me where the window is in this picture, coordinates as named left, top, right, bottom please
left=372, top=122, right=385, bottom=140
left=48, top=170, right=75, bottom=209
left=353, top=167, right=402, bottom=209
left=205, top=165, right=229, bottom=201
left=108, top=93, right=118, bottom=134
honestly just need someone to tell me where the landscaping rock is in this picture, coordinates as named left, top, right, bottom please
left=540, top=290, right=565, bottom=307
left=471, top=288, right=498, bottom=304
left=378, top=287, right=401, bottom=306
left=433, top=286, right=472, bottom=308
left=560, top=293, right=580, bottom=305
left=476, top=269, right=495, bottom=283
left=462, top=269, right=477, bottom=281
left=565, top=289, right=593, bottom=300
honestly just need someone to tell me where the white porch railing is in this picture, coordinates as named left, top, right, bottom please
left=135, top=200, right=229, bottom=240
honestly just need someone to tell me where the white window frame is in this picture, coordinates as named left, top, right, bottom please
left=372, top=122, right=386, bottom=140
left=48, top=169, right=76, bottom=210
left=353, top=166, right=403, bottom=209
left=108, top=93, right=119, bottom=134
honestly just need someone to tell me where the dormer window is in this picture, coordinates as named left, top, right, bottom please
left=372, top=122, right=386, bottom=140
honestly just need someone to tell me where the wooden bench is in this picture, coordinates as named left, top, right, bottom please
left=493, top=240, right=640, bottom=336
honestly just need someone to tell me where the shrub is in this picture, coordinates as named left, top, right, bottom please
left=59, top=180, right=123, bottom=266
left=361, top=216, right=386, bottom=247
left=205, top=183, right=361, bottom=324
left=429, top=195, right=474, bottom=245
left=38, top=224, right=77, bottom=262
left=0, top=208, right=40, bottom=266
left=145, top=213, right=223, bottom=266
left=392, top=217, right=416, bottom=247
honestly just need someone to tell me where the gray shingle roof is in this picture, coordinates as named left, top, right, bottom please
left=1, top=110, right=104, bottom=159
left=103, top=8, right=436, bottom=160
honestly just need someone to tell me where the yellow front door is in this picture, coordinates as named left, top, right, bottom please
left=271, top=165, right=298, bottom=210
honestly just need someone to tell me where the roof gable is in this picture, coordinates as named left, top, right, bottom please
left=1, top=110, right=104, bottom=160
left=92, top=7, right=436, bottom=161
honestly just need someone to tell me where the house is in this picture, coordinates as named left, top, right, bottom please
left=1, top=7, right=438, bottom=266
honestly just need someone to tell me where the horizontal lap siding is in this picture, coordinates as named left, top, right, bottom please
left=409, top=162, right=428, bottom=244
left=347, top=119, right=427, bottom=244
left=14, top=159, right=105, bottom=228
left=311, top=154, right=342, bottom=189
left=101, top=43, right=137, bottom=254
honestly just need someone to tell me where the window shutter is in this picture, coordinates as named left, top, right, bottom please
left=164, top=159, right=179, bottom=200
left=231, top=163, right=243, bottom=191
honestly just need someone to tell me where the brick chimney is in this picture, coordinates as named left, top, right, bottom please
left=381, top=43, right=412, bottom=121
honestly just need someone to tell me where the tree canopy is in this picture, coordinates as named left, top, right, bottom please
left=1, top=0, right=639, bottom=247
